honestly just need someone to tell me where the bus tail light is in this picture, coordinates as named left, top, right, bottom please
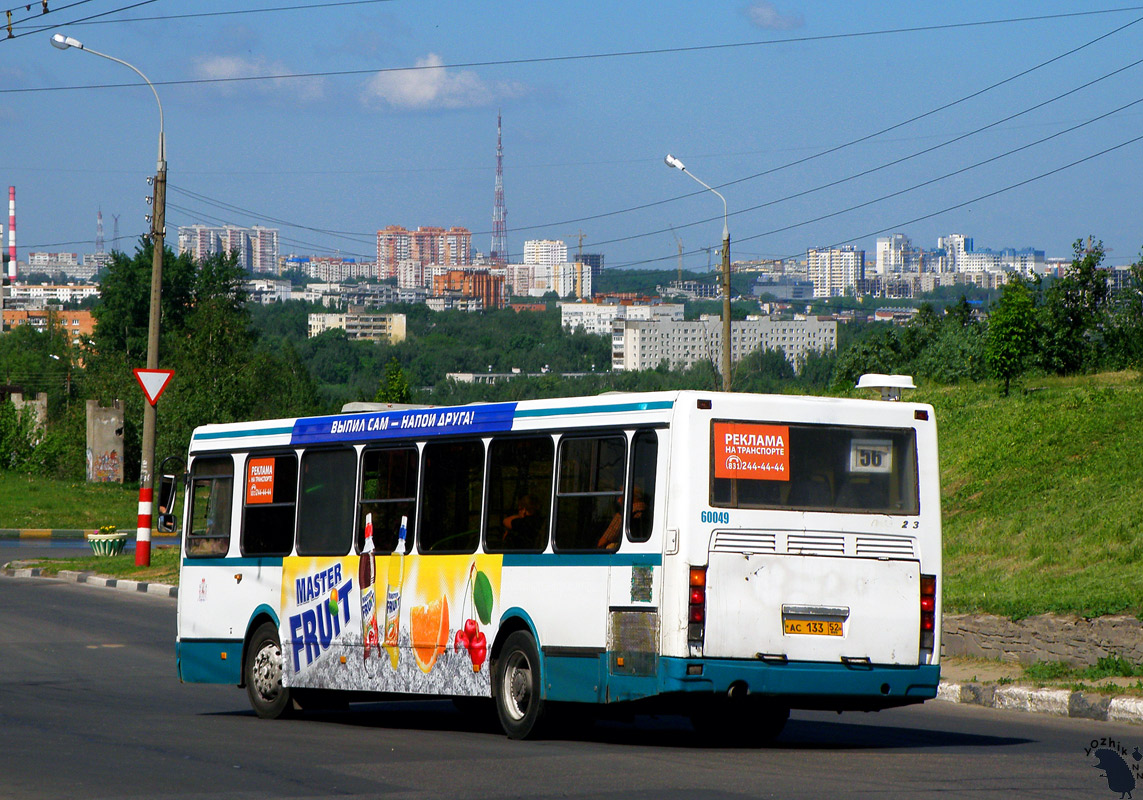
left=920, top=573, right=936, bottom=651
left=688, top=567, right=706, bottom=645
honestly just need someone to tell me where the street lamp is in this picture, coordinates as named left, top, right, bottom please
left=52, top=33, right=166, bottom=566
left=664, top=154, right=732, bottom=391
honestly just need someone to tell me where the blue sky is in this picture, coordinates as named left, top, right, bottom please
left=3, top=0, right=1143, bottom=273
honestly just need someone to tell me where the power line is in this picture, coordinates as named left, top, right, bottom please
left=605, top=131, right=1143, bottom=270
left=8, top=6, right=1143, bottom=90
left=4, top=0, right=160, bottom=41
left=482, top=10, right=1143, bottom=239
left=585, top=58, right=1143, bottom=251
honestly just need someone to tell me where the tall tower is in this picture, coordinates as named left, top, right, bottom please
left=490, top=111, right=507, bottom=266
left=7, top=186, right=16, bottom=283
left=96, top=207, right=105, bottom=254
left=112, top=214, right=121, bottom=251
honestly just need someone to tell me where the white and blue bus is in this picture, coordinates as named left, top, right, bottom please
left=175, top=384, right=941, bottom=739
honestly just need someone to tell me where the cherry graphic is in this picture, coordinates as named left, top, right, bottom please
left=468, top=631, right=487, bottom=672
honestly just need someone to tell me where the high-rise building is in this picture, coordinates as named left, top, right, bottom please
left=250, top=226, right=279, bottom=273
left=937, top=234, right=972, bottom=272
left=524, top=239, right=568, bottom=269
left=376, top=226, right=472, bottom=278
left=808, top=246, right=864, bottom=298
left=178, top=224, right=280, bottom=272
left=875, top=234, right=922, bottom=274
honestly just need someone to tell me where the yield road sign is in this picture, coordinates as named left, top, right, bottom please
left=133, top=369, right=174, bottom=406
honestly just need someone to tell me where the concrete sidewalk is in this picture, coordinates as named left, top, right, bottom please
left=1, top=562, right=178, bottom=598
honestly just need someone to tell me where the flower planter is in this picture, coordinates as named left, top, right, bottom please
left=87, top=532, right=128, bottom=557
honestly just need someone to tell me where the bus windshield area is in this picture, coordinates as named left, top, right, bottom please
left=711, top=421, right=919, bottom=515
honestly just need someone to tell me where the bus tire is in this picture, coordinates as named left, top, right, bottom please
left=244, top=622, right=292, bottom=719
left=493, top=631, right=547, bottom=739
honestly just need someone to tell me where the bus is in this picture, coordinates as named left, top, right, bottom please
left=174, top=383, right=941, bottom=739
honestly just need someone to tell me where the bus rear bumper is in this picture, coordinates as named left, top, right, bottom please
left=658, top=657, right=940, bottom=709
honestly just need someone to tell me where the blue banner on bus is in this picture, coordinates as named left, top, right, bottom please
left=290, top=402, right=519, bottom=445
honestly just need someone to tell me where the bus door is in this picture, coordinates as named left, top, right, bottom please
left=604, top=429, right=662, bottom=701
left=178, top=454, right=246, bottom=682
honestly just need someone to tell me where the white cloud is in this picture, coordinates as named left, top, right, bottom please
left=361, top=53, right=528, bottom=110
left=193, top=54, right=324, bottom=102
left=745, top=1, right=805, bottom=31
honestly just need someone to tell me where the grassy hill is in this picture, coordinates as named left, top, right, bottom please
left=5, top=372, right=1143, bottom=619
left=916, top=371, right=1143, bottom=619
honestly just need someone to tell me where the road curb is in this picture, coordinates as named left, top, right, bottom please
left=1, top=564, right=178, bottom=598
left=937, top=680, right=1143, bottom=725
left=0, top=528, right=180, bottom=540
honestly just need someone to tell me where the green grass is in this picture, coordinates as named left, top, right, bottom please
left=27, top=544, right=180, bottom=585
left=0, top=475, right=141, bottom=530
left=1024, top=656, right=1143, bottom=684
left=916, top=370, right=1143, bottom=619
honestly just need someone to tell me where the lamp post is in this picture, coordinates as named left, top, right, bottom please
left=52, top=33, right=165, bottom=566
left=664, top=154, right=732, bottom=392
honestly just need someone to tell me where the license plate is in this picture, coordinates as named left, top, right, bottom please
left=783, top=618, right=843, bottom=637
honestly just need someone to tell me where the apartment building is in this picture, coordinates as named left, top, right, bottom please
left=611, top=315, right=837, bottom=373
left=307, top=309, right=407, bottom=343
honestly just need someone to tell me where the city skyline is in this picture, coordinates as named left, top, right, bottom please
left=3, top=1, right=1143, bottom=276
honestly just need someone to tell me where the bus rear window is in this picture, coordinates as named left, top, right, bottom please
left=711, top=421, right=919, bottom=515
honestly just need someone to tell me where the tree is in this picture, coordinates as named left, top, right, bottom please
left=985, top=279, right=1037, bottom=396
left=1040, top=238, right=1111, bottom=374
left=1106, top=260, right=1143, bottom=368
left=735, top=347, right=795, bottom=394
left=375, top=357, right=412, bottom=404
left=90, top=238, right=196, bottom=362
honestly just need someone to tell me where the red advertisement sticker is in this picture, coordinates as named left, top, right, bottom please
left=713, top=422, right=790, bottom=481
left=246, top=457, right=276, bottom=505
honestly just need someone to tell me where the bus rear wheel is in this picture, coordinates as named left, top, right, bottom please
left=493, top=631, right=547, bottom=739
left=244, top=622, right=292, bottom=719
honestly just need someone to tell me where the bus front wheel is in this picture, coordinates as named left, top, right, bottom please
left=244, top=622, right=292, bottom=719
left=493, top=631, right=547, bottom=739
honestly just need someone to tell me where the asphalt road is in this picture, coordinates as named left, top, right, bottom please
left=2, top=574, right=1139, bottom=799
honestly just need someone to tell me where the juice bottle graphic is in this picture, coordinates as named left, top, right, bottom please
left=359, top=513, right=379, bottom=662
left=382, top=516, right=408, bottom=669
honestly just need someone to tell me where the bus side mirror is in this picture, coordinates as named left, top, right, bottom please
left=156, top=473, right=179, bottom=533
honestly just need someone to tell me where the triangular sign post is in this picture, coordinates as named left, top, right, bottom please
left=133, top=369, right=175, bottom=406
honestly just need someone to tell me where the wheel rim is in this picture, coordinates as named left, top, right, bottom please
left=501, top=650, right=533, bottom=722
left=251, top=640, right=283, bottom=702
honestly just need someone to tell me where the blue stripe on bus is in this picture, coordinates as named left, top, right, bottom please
left=181, top=556, right=284, bottom=568
left=193, top=426, right=294, bottom=441
left=177, top=639, right=244, bottom=684
left=513, top=400, right=673, bottom=418
left=502, top=553, right=661, bottom=568
left=291, top=402, right=519, bottom=445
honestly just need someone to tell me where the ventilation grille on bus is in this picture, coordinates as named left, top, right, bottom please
left=710, top=530, right=916, bottom=559
left=786, top=532, right=846, bottom=555
left=855, top=535, right=917, bottom=558
left=711, top=530, right=777, bottom=553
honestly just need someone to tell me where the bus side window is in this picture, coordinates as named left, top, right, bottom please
left=241, top=453, right=298, bottom=557
left=420, top=440, right=484, bottom=554
left=297, top=448, right=357, bottom=556
left=186, top=456, right=233, bottom=558
left=627, top=430, right=657, bottom=543
left=358, top=446, right=417, bottom=554
left=485, top=436, right=553, bottom=554
left=554, top=434, right=626, bottom=552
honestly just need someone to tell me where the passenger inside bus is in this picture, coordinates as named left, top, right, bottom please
left=502, top=494, right=544, bottom=548
left=597, top=490, right=645, bottom=550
